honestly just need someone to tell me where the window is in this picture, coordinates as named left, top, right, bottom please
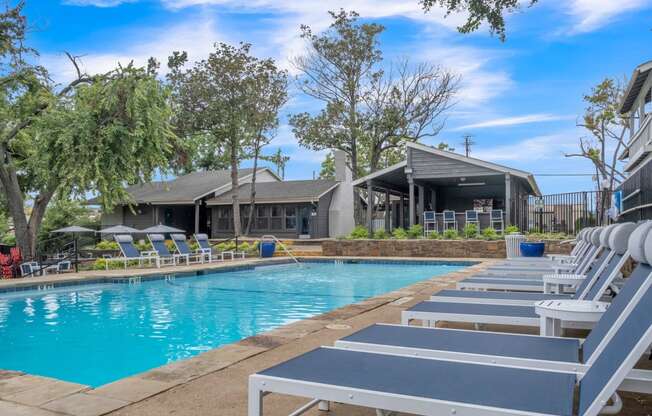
left=271, top=205, right=283, bottom=230
left=255, top=206, right=269, bottom=230
left=285, top=206, right=297, bottom=230
left=216, top=206, right=232, bottom=230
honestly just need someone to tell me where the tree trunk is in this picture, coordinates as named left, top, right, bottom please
left=0, top=153, right=34, bottom=258
left=230, top=139, right=241, bottom=237
left=244, top=138, right=261, bottom=236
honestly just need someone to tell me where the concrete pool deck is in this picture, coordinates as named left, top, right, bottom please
left=0, top=257, right=650, bottom=415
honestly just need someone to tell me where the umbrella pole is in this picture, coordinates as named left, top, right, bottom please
left=74, top=236, right=78, bottom=273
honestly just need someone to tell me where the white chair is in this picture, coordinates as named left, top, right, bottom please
left=491, top=209, right=504, bottom=233
left=423, top=211, right=437, bottom=235
left=442, top=210, right=457, bottom=231
left=465, top=210, right=479, bottom=228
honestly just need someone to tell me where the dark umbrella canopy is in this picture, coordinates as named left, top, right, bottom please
left=98, top=225, right=142, bottom=234
left=141, top=224, right=185, bottom=234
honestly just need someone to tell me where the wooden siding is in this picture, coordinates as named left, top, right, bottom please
left=409, top=147, right=497, bottom=179
left=313, top=190, right=334, bottom=238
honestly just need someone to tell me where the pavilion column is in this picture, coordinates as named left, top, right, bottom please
left=417, top=185, right=425, bottom=226
left=367, top=180, right=374, bottom=236
left=505, top=173, right=512, bottom=227
left=408, top=175, right=415, bottom=227
left=153, top=206, right=159, bottom=225
left=399, top=195, right=405, bottom=228
left=430, top=188, right=437, bottom=212
left=385, top=191, right=391, bottom=232
left=194, top=200, right=200, bottom=234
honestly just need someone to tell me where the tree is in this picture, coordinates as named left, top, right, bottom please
left=565, top=78, right=629, bottom=222
left=437, top=141, right=455, bottom=152
left=0, top=3, right=176, bottom=258
left=363, top=59, right=458, bottom=172
left=167, top=43, right=287, bottom=236
left=319, top=152, right=335, bottom=180
left=420, top=0, right=538, bottom=41
left=261, top=147, right=290, bottom=179
left=290, top=10, right=384, bottom=181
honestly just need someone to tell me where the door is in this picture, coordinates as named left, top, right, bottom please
left=298, top=206, right=311, bottom=236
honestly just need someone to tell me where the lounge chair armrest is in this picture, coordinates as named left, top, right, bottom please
left=196, top=248, right=212, bottom=254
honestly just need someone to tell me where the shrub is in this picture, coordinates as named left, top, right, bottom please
left=92, top=258, right=141, bottom=270
left=165, top=240, right=176, bottom=252
left=505, top=225, right=519, bottom=234
left=373, top=229, right=389, bottom=239
left=349, top=225, right=370, bottom=239
left=462, top=223, right=479, bottom=239
left=481, top=227, right=499, bottom=240
left=189, top=241, right=200, bottom=251
left=427, top=231, right=441, bottom=239
left=442, top=229, right=459, bottom=240
left=392, top=227, right=408, bottom=239
left=134, top=241, right=152, bottom=251
left=239, top=242, right=251, bottom=252
left=216, top=242, right=236, bottom=252
left=407, top=224, right=424, bottom=239
left=95, top=240, right=119, bottom=250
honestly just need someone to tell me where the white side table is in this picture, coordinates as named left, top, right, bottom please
left=542, top=273, right=586, bottom=294
left=535, top=300, right=608, bottom=336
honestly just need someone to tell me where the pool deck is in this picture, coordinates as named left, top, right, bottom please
left=0, top=256, right=650, bottom=415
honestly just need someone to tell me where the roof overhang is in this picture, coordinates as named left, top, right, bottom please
left=620, top=60, right=652, bottom=114
left=351, top=161, right=407, bottom=187
left=193, top=167, right=281, bottom=202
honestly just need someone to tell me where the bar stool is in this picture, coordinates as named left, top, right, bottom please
left=491, top=209, right=504, bottom=233
left=465, top=210, right=479, bottom=229
left=423, top=211, right=437, bottom=235
left=443, top=210, right=457, bottom=231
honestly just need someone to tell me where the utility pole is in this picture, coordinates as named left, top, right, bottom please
left=461, top=134, right=475, bottom=157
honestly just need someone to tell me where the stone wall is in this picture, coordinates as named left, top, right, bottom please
left=322, top=239, right=572, bottom=259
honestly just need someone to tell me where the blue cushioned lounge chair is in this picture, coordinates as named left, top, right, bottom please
left=147, top=233, right=186, bottom=266
left=249, top=262, right=652, bottom=415
left=401, top=222, right=652, bottom=331
left=170, top=234, right=208, bottom=264
left=105, top=234, right=159, bottom=270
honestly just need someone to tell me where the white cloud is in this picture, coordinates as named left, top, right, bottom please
left=452, top=113, right=572, bottom=130
left=561, top=0, right=650, bottom=34
left=40, top=16, right=225, bottom=82
left=63, top=0, right=136, bottom=6
left=472, top=132, right=579, bottom=162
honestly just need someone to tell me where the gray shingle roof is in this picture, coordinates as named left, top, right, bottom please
left=91, top=169, right=255, bottom=204
left=207, top=180, right=339, bottom=205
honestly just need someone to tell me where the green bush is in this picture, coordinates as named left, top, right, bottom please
left=95, top=240, right=119, bottom=250
left=427, top=231, right=441, bottom=239
left=349, top=225, right=370, bottom=239
left=165, top=240, right=176, bottom=252
left=373, top=229, right=389, bottom=239
left=216, top=242, right=236, bottom=252
left=134, top=241, right=152, bottom=251
left=481, top=227, right=499, bottom=240
left=407, top=224, right=424, bottom=239
left=462, top=223, right=479, bottom=239
left=239, top=242, right=251, bottom=251
left=392, top=227, right=408, bottom=239
left=505, top=225, right=520, bottom=234
left=189, top=241, right=200, bottom=251
left=442, top=229, right=459, bottom=240
left=92, top=258, right=142, bottom=270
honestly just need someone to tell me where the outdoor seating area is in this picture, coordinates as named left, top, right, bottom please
left=423, top=209, right=505, bottom=234
left=248, top=221, right=652, bottom=415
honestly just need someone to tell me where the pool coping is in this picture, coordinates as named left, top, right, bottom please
left=0, top=256, right=493, bottom=416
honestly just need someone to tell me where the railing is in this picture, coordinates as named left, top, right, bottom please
left=261, top=235, right=299, bottom=264
left=525, top=191, right=611, bottom=235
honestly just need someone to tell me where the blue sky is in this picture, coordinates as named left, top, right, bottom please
left=25, top=0, right=652, bottom=193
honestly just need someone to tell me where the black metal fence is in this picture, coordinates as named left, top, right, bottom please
left=520, top=191, right=611, bottom=235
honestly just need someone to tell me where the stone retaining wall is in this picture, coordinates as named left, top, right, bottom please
left=322, top=239, right=572, bottom=259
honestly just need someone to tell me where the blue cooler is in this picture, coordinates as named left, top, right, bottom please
left=260, top=241, right=276, bottom=258
left=520, top=242, right=545, bottom=257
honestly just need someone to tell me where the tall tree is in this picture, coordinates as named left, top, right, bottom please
left=363, top=59, right=459, bottom=172
left=318, top=152, right=335, bottom=180
left=290, top=10, right=384, bottom=181
left=420, top=0, right=538, bottom=41
left=566, top=78, right=629, bottom=221
left=167, top=43, right=287, bottom=236
left=0, top=3, right=175, bottom=257
left=261, top=147, right=290, bottom=179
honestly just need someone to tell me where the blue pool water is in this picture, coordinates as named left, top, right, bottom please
left=0, top=261, right=465, bottom=386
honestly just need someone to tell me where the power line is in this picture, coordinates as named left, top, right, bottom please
left=533, top=173, right=596, bottom=177
left=460, top=134, right=475, bottom=157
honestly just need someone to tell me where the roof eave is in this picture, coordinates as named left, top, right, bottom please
left=619, top=60, right=652, bottom=114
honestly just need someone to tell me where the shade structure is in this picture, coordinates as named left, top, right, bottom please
left=141, top=224, right=185, bottom=234
left=98, top=225, right=142, bottom=234
left=51, top=226, right=95, bottom=234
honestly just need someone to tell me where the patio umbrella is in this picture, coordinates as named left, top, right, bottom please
left=141, top=224, right=185, bottom=234
left=51, top=226, right=96, bottom=272
left=98, top=225, right=142, bottom=234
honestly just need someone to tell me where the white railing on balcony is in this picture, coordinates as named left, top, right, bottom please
left=624, top=114, right=652, bottom=172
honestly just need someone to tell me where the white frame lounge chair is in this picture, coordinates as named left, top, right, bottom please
left=147, top=233, right=187, bottom=266
left=171, top=234, right=208, bottom=264
left=450, top=223, right=635, bottom=301
left=401, top=223, right=652, bottom=331
left=104, top=234, right=159, bottom=269
left=249, top=269, right=652, bottom=416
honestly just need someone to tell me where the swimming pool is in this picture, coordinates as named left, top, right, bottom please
left=0, top=260, right=466, bottom=387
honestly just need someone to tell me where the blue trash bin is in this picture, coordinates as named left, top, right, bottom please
left=260, top=241, right=276, bottom=258
left=520, top=242, right=545, bottom=257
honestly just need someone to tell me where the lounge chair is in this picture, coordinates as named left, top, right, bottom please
left=195, top=234, right=245, bottom=260
left=104, top=235, right=159, bottom=269
left=147, top=233, right=186, bottom=266
left=171, top=234, right=210, bottom=263
left=249, top=263, right=652, bottom=415
left=401, top=222, right=652, bottom=331
left=443, top=223, right=636, bottom=304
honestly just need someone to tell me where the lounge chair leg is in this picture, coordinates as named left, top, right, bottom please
left=248, top=381, right=263, bottom=416
left=318, top=401, right=330, bottom=411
